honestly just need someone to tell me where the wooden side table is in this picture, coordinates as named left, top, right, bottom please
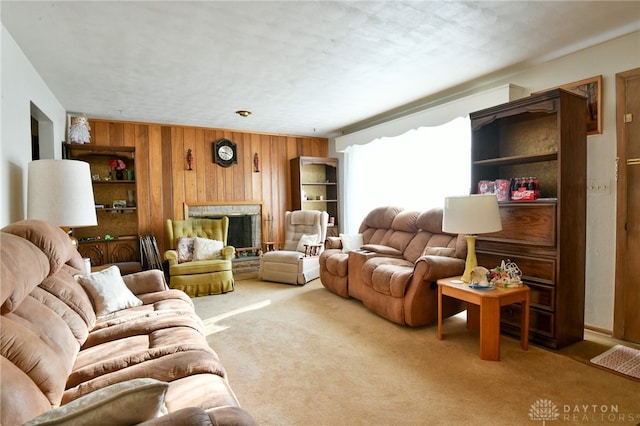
left=437, top=276, right=530, bottom=361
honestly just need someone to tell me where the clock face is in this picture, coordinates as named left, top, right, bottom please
left=213, top=139, right=237, bottom=167
left=219, top=145, right=233, bottom=161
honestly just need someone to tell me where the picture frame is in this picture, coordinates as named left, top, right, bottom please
left=536, top=75, right=602, bottom=135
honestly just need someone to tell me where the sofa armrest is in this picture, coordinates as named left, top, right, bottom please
left=122, top=269, right=169, bottom=295
left=324, top=236, right=343, bottom=250
left=413, top=255, right=465, bottom=283
left=138, top=406, right=257, bottom=426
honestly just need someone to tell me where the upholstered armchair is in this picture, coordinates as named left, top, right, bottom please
left=164, top=218, right=235, bottom=297
left=260, top=210, right=329, bottom=285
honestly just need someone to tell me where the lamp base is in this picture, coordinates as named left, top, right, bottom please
left=62, top=227, right=79, bottom=247
left=461, top=235, right=478, bottom=283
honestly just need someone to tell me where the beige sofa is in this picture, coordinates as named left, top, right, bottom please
left=320, top=206, right=467, bottom=326
left=1, top=220, right=255, bottom=425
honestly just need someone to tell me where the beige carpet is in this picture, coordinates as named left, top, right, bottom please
left=193, top=279, right=640, bottom=425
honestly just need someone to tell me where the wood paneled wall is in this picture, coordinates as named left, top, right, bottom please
left=88, top=119, right=328, bottom=254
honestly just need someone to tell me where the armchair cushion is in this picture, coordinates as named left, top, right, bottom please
left=76, top=265, right=143, bottom=317
left=193, top=238, right=223, bottom=261
left=176, top=237, right=195, bottom=263
left=296, top=234, right=319, bottom=253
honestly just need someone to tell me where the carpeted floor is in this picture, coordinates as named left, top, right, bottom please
left=193, top=279, right=640, bottom=425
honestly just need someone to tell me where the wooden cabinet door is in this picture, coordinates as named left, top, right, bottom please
left=108, top=239, right=139, bottom=263
left=78, top=242, right=108, bottom=267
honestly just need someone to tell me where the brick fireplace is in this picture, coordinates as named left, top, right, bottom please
left=185, top=203, right=263, bottom=278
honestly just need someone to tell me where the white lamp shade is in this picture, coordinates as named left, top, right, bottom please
left=442, top=194, right=502, bottom=235
left=28, top=159, right=97, bottom=227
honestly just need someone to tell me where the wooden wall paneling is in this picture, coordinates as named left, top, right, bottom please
left=134, top=125, right=151, bottom=235
left=250, top=133, right=262, bottom=201
left=139, top=125, right=159, bottom=237
left=233, top=131, right=249, bottom=202
left=194, top=128, right=206, bottom=202
left=91, top=120, right=109, bottom=146
left=159, top=126, right=173, bottom=252
left=183, top=127, right=198, bottom=203
left=109, top=122, right=124, bottom=146
left=171, top=127, right=186, bottom=219
left=123, top=124, right=135, bottom=148
left=83, top=117, right=328, bottom=255
left=146, top=125, right=165, bottom=253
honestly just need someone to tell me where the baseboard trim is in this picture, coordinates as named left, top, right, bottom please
left=585, top=324, right=613, bottom=336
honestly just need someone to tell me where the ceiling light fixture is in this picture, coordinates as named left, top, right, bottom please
left=235, top=110, right=251, bottom=117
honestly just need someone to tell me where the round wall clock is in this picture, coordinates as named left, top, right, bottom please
left=213, top=139, right=238, bottom=167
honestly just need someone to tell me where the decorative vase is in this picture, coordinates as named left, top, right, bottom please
left=116, top=170, right=124, bottom=180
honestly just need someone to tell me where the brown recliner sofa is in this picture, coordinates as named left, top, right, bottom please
left=320, top=206, right=467, bottom=326
left=1, top=220, right=255, bottom=426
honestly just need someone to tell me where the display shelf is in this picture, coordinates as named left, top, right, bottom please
left=470, top=89, right=587, bottom=349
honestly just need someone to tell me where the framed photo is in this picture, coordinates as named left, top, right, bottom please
left=537, top=75, right=602, bottom=135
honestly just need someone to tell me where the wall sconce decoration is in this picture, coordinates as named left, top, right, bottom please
left=186, top=149, right=194, bottom=170
left=254, top=152, right=260, bottom=172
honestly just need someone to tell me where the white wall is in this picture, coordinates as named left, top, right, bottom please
left=332, top=31, right=640, bottom=331
left=1, top=24, right=67, bottom=227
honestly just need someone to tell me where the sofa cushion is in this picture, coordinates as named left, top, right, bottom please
left=24, top=378, right=169, bottom=426
left=76, top=266, right=143, bottom=317
left=365, top=257, right=414, bottom=297
left=39, top=271, right=97, bottom=338
left=339, top=233, right=363, bottom=253
left=2, top=220, right=77, bottom=275
left=1, top=301, right=78, bottom=407
left=0, top=357, right=52, bottom=426
left=1, top=232, right=50, bottom=313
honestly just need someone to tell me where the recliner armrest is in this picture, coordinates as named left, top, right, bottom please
left=361, top=244, right=403, bottom=258
left=122, top=269, right=169, bottom=294
left=413, top=255, right=465, bottom=283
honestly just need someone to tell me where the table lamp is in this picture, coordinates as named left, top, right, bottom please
left=28, top=159, right=97, bottom=245
left=442, top=194, right=502, bottom=283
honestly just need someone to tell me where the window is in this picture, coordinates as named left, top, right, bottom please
left=342, top=116, right=471, bottom=232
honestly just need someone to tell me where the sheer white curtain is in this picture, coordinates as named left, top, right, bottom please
left=343, top=116, right=471, bottom=233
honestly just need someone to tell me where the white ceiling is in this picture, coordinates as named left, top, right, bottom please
left=2, top=1, right=639, bottom=138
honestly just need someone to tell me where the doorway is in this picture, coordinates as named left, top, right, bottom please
left=614, top=67, right=640, bottom=343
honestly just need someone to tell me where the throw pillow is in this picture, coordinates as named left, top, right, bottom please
left=176, top=237, right=195, bottom=263
left=296, top=234, right=319, bottom=253
left=423, top=246, right=456, bottom=257
left=340, top=233, right=364, bottom=253
left=76, top=265, right=143, bottom=317
left=23, top=378, right=169, bottom=426
left=193, top=237, right=224, bottom=261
